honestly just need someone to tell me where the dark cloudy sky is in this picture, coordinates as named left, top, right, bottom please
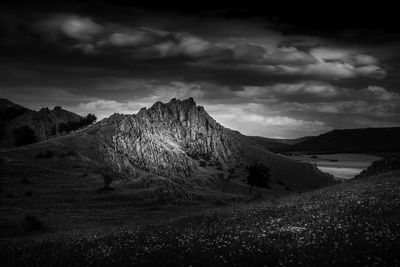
left=1, top=1, right=399, bottom=138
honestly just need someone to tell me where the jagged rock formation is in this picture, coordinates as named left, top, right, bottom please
left=82, top=98, right=334, bottom=189
left=87, top=98, right=239, bottom=178
left=0, top=98, right=83, bottom=148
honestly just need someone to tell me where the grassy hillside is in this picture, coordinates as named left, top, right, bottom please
left=0, top=131, right=293, bottom=240
left=1, top=170, right=399, bottom=266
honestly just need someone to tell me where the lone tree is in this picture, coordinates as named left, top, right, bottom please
left=84, top=113, right=97, bottom=124
left=227, top=168, right=235, bottom=182
left=97, top=169, right=115, bottom=192
left=103, top=172, right=113, bottom=189
left=247, top=163, right=271, bottom=195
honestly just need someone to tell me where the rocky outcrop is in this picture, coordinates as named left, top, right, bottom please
left=0, top=99, right=83, bottom=148
left=85, top=98, right=334, bottom=189
left=88, top=98, right=240, bottom=178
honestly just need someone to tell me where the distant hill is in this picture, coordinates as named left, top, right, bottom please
left=282, top=127, right=400, bottom=154
left=0, top=98, right=94, bottom=148
left=248, top=136, right=312, bottom=152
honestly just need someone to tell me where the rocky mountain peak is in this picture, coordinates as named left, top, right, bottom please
left=91, top=97, right=239, bottom=178
left=136, top=97, right=217, bottom=130
left=144, top=97, right=198, bottom=116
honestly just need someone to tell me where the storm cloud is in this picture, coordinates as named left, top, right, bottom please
left=0, top=2, right=399, bottom=138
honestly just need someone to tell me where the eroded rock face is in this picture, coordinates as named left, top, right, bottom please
left=91, top=98, right=241, bottom=178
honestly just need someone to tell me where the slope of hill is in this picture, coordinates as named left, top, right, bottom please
left=0, top=99, right=31, bottom=122
left=0, top=99, right=84, bottom=148
left=283, top=127, right=400, bottom=154
left=1, top=170, right=399, bottom=266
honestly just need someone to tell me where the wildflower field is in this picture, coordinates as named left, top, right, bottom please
left=1, top=171, right=400, bottom=266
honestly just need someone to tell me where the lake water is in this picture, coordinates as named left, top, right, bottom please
left=284, top=153, right=382, bottom=180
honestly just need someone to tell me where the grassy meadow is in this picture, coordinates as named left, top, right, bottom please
left=1, top=170, right=400, bottom=266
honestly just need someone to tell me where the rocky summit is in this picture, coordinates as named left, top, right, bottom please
left=80, top=98, right=333, bottom=190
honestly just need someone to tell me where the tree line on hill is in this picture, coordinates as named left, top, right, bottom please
left=51, top=113, right=97, bottom=135
left=13, top=113, right=97, bottom=146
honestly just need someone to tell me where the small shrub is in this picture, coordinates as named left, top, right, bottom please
left=24, top=190, right=33, bottom=197
left=97, top=186, right=115, bottom=193
left=227, top=168, right=235, bottom=182
left=22, top=215, right=44, bottom=232
left=20, top=178, right=30, bottom=184
left=277, top=180, right=286, bottom=186
left=37, top=150, right=54, bottom=159
left=59, top=150, right=78, bottom=158
left=103, top=173, right=113, bottom=188
left=213, top=199, right=226, bottom=206
left=97, top=170, right=114, bottom=192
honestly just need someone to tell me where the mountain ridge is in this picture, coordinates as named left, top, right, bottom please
left=0, top=99, right=84, bottom=148
left=280, top=127, right=400, bottom=154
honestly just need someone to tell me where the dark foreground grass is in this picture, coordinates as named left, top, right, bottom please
left=1, top=171, right=400, bottom=266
